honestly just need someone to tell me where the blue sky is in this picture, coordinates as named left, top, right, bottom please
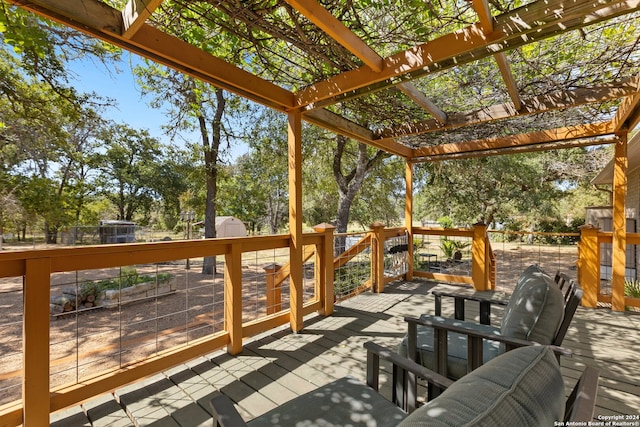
left=70, top=52, right=169, bottom=142
left=69, top=51, right=248, bottom=159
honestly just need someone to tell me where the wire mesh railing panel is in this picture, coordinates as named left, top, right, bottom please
left=302, top=248, right=317, bottom=304
left=242, top=247, right=291, bottom=320
left=0, top=275, right=23, bottom=406
left=413, top=233, right=441, bottom=272
left=414, top=233, right=472, bottom=277
left=333, top=232, right=371, bottom=300
left=488, top=231, right=579, bottom=293
left=384, top=233, right=409, bottom=278
left=47, top=260, right=224, bottom=389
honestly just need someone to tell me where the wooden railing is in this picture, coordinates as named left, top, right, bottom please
left=412, top=224, right=494, bottom=291
left=0, top=227, right=336, bottom=426
left=578, top=226, right=640, bottom=311
left=1, top=221, right=580, bottom=425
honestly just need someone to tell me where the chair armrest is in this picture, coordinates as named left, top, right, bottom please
left=404, top=315, right=572, bottom=379
left=210, top=394, right=249, bottom=427
left=364, top=341, right=454, bottom=411
left=432, top=289, right=509, bottom=325
left=565, top=366, right=600, bottom=422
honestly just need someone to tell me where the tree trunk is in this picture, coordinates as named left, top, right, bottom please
left=45, top=222, right=57, bottom=244
left=201, top=89, right=226, bottom=275
left=332, top=136, right=387, bottom=255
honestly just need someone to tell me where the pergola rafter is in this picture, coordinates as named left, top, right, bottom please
left=471, top=0, right=523, bottom=111
left=6, top=0, right=640, bottom=159
left=294, top=0, right=640, bottom=111
left=376, top=79, right=640, bottom=143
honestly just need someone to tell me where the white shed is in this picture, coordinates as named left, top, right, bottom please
left=215, top=216, right=247, bottom=238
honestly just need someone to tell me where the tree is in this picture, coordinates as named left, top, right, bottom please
left=332, top=135, right=389, bottom=252
left=135, top=65, right=246, bottom=273
left=415, top=146, right=611, bottom=230
left=94, top=123, right=162, bottom=222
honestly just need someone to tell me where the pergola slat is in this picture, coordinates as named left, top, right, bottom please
left=303, top=109, right=412, bottom=157
left=613, top=75, right=640, bottom=131
left=295, top=0, right=640, bottom=111
left=284, top=0, right=383, bottom=72
left=121, top=0, right=163, bottom=39
left=287, top=0, right=446, bottom=124
left=376, top=79, right=640, bottom=141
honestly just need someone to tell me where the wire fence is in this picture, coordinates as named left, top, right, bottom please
left=0, top=240, right=321, bottom=408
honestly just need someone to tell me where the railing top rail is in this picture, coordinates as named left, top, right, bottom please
left=0, top=233, right=297, bottom=278
left=412, top=227, right=473, bottom=237
left=334, top=231, right=370, bottom=237
left=487, top=230, right=580, bottom=237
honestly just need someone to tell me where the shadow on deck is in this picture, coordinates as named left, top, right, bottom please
left=51, top=280, right=640, bottom=426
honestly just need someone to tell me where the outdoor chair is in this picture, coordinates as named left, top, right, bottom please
left=210, top=344, right=599, bottom=427
left=398, top=264, right=583, bottom=381
left=431, top=265, right=577, bottom=326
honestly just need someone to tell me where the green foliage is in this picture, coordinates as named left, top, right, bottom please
left=624, top=279, right=640, bottom=298
left=334, top=262, right=371, bottom=297
left=439, top=238, right=470, bottom=260
left=94, top=124, right=163, bottom=222
left=437, top=216, right=454, bottom=228
left=93, top=268, right=173, bottom=293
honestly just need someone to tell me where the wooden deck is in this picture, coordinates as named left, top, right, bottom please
left=50, top=279, right=640, bottom=426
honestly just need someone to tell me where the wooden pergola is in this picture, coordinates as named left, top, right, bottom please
left=9, top=0, right=640, bottom=314
left=4, top=1, right=640, bottom=425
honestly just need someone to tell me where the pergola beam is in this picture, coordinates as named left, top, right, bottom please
left=7, top=0, right=295, bottom=111
left=412, top=122, right=615, bottom=158
left=397, top=83, right=448, bottom=124
left=376, top=79, right=640, bottom=141
left=493, top=52, right=522, bottom=111
left=284, top=0, right=383, bottom=72
left=122, top=0, right=163, bottom=38
left=303, top=109, right=412, bottom=157
left=295, top=0, right=640, bottom=110
left=412, top=136, right=619, bottom=162
left=613, top=74, right=640, bottom=131
left=287, top=0, right=446, bottom=123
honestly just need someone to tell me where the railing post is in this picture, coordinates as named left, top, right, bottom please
left=405, top=161, right=414, bottom=281
left=370, top=222, right=386, bottom=293
left=225, top=242, right=243, bottom=354
left=264, top=263, right=282, bottom=315
left=612, top=131, right=628, bottom=312
left=579, top=224, right=600, bottom=308
left=23, top=258, right=51, bottom=426
left=313, top=223, right=335, bottom=315
left=472, top=223, right=489, bottom=291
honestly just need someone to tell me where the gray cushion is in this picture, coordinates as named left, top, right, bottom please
left=247, top=376, right=408, bottom=427
left=397, top=318, right=502, bottom=379
left=500, top=266, right=564, bottom=343
left=397, top=345, right=565, bottom=427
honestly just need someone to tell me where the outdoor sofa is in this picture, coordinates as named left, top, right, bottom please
left=210, top=343, right=599, bottom=426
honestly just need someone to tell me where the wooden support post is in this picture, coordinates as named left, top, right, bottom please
left=225, top=242, right=243, bottom=354
left=405, top=161, right=414, bottom=281
left=471, top=223, right=489, bottom=291
left=579, top=225, right=600, bottom=308
left=612, top=132, right=628, bottom=312
left=313, top=223, right=336, bottom=315
left=288, top=111, right=304, bottom=331
left=23, top=258, right=51, bottom=426
left=370, top=222, right=386, bottom=293
left=264, top=263, right=282, bottom=315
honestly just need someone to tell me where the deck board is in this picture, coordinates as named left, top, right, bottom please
left=50, top=279, right=640, bottom=426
